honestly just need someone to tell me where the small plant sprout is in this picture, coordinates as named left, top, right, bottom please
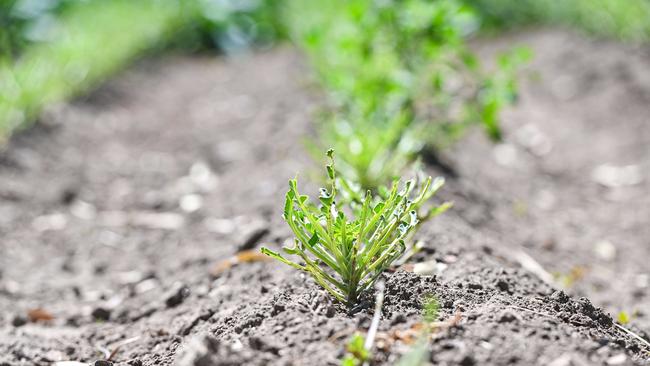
left=341, top=333, right=369, bottom=366
left=395, top=294, right=440, bottom=366
left=261, top=150, right=450, bottom=307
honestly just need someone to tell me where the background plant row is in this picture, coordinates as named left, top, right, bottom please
left=2, top=0, right=650, bottom=139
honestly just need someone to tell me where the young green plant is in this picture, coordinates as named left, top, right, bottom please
left=261, top=150, right=449, bottom=307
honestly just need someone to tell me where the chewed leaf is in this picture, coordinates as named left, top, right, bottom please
left=409, top=210, right=418, bottom=225
left=327, top=165, right=335, bottom=180
left=319, top=188, right=333, bottom=206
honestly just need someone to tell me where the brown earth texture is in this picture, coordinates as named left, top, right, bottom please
left=0, top=29, right=649, bottom=365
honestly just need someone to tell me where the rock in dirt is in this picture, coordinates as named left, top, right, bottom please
left=94, top=361, right=113, bottom=366
left=459, top=355, right=477, bottom=366
left=165, top=284, right=191, bottom=308
left=497, top=310, right=521, bottom=323
left=550, top=290, right=571, bottom=304
left=495, top=279, right=510, bottom=293
left=11, top=315, right=27, bottom=327
left=91, top=307, right=111, bottom=321
left=173, top=335, right=220, bottom=366
left=412, top=260, right=447, bottom=276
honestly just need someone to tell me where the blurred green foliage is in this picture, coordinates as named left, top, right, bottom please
left=289, top=0, right=527, bottom=190
left=2, top=0, right=649, bottom=141
left=190, top=0, right=285, bottom=53
left=0, top=0, right=194, bottom=137
left=470, top=0, right=650, bottom=41
left=0, top=0, right=286, bottom=137
left=0, top=0, right=78, bottom=60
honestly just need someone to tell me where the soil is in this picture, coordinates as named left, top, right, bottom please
left=1, top=29, right=649, bottom=365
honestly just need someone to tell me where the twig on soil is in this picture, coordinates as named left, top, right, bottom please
left=614, top=323, right=650, bottom=350
left=96, top=336, right=141, bottom=361
left=512, top=250, right=555, bottom=285
left=109, top=336, right=141, bottom=361
left=364, top=279, right=385, bottom=353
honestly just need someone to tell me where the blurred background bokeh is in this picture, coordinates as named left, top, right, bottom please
left=2, top=0, right=650, bottom=139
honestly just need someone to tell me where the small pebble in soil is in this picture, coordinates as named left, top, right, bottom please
left=94, top=360, right=113, bottom=366
left=91, top=307, right=111, bottom=321
left=179, top=194, right=203, bottom=213
left=495, top=279, right=510, bottom=292
left=165, top=284, right=191, bottom=308
left=390, top=313, right=407, bottom=325
left=498, top=310, right=520, bottom=323
left=66, top=315, right=82, bottom=327
left=271, top=303, right=285, bottom=316
left=550, top=290, right=570, bottom=304
left=325, top=306, right=336, bottom=318
left=60, top=187, right=78, bottom=205
left=459, top=355, right=476, bottom=366
left=11, top=315, right=27, bottom=327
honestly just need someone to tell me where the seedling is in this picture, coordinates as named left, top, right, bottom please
left=341, top=333, right=369, bottom=366
left=261, top=150, right=449, bottom=307
left=618, top=311, right=630, bottom=325
left=396, top=295, right=440, bottom=366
